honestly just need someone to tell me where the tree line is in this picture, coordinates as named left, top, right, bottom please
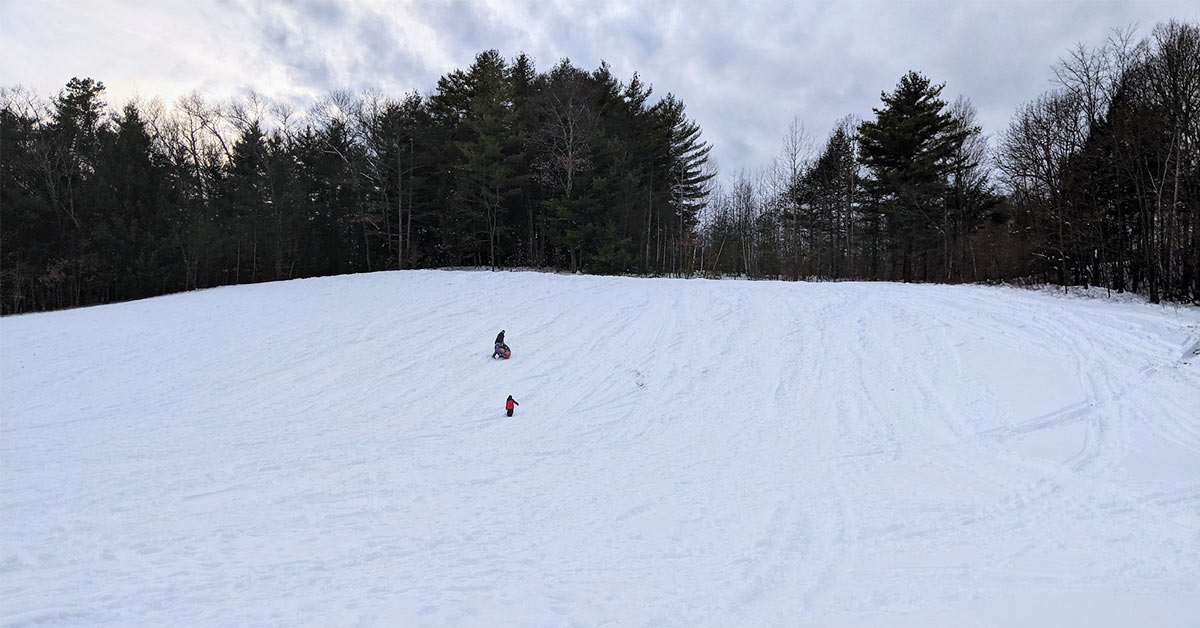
left=697, top=19, right=1198, bottom=303
left=1, top=51, right=712, bottom=314
left=2, top=20, right=1197, bottom=314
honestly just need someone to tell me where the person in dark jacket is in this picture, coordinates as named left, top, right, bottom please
left=506, top=395, right=519, bottom=417
left=493, top=330, right=509, bottom=359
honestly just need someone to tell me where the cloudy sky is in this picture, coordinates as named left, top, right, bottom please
left=2, top=0, right=1196, bottom=175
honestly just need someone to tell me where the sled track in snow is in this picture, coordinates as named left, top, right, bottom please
left=2, top=271, right=1199, bottom=627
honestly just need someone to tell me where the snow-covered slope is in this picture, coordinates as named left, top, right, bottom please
left=3, top=270, right=1199, bottom=627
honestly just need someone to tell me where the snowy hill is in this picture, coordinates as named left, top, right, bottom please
left=3, top=270, right=1199, bottom=627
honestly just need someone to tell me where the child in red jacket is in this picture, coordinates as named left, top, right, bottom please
left=506, top=395, right=519, bottom=417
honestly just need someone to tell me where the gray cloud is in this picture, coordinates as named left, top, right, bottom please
left=2, top=0, right=1196, bottom=176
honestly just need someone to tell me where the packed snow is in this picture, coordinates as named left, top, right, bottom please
left=2, top=270, right=1199, bottom=627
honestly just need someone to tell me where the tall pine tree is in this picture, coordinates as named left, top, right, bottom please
left=858, top=71, right=966, bottom=281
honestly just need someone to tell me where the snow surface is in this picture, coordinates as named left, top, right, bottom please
left=2, top=270, right=1199, bottom=627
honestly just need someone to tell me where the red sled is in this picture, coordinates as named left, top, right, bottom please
left=494, top=346, right=511, bottom=359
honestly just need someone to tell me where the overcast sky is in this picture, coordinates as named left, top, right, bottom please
left=2, top=0, right=1196, bottom=176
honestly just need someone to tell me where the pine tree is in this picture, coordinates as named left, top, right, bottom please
left=652, top=94, right=713, bottom=274
left=91, top=103, right=169, bottom=300
left=858, top=71, right=966, bottom=281
left=451, top=50, right=523, bottom=269
left=532, top=59, right=599, bottom=272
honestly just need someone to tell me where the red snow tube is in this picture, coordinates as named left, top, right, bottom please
left=498, top=347, right=511, bottom=359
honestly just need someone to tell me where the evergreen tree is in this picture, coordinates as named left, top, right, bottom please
left=507, top=53, right=542, bottom=266
left=797, top=124, right=858, bottom=278
left=223, top=121, right=270, bottom=282
left=533, top=59, right=599, bottom=272
left=91, top=103, right=169, bottom=300
left=452, top=50, right=524, bottom=269
left=0, top=94, right=50, bottom=311
left=1, top=56, right=721, bottom=311
left=858, top=71, right=967, bottom=281
left=651, top=94, right=713, bottom=274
